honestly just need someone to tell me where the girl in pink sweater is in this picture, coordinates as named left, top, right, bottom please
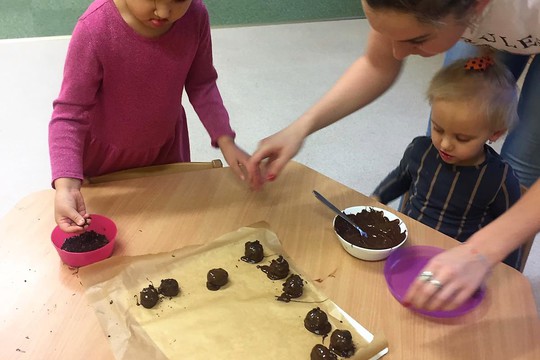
left=49, top=0, right=249, bottom=232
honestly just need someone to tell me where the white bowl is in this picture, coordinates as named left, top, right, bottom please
left=333, top=206, right=408, bottom=261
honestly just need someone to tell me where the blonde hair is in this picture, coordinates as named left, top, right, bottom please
left=427, top=57, right=519, bottom=130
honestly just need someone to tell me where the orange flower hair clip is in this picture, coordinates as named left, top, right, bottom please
left=464, top=56, right=494, bottom=71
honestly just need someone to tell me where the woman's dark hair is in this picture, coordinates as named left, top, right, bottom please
left=364, top=0, right=477, bottom=24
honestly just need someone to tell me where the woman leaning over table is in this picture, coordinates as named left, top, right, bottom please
left=245, top=0, right=540, bottom=311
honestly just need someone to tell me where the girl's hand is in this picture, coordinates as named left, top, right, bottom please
left=246, top=125, right=305, bottom=190
left=402, top=244, right=493, bottom=311
left=217, top=136, right=252, bottom=184
left=53, top=178, right=91, bottom=233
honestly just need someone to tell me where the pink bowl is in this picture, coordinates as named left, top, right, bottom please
left=51, top=214, right=117, bottom=267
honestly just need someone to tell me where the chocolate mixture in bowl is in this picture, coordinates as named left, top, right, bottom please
left=334, top=208, right=406, bottom=249
left=61, top=230, right=109, bottom=252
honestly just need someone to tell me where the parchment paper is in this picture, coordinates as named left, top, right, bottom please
left=79, top=224, right=388, bottom=359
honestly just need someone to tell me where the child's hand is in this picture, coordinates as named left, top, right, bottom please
left=217, top=136, right=252, bottom=184
left=53, top=178, right=91, bottom=233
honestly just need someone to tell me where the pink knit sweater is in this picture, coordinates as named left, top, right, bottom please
left=49, top=0, right=235, bottom=183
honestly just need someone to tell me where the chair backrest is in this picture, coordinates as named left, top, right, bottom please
left=399, top=191, right=409, bottom=213
left=518, top=184, right=535, bottom=272
left=86, top=160, right=223, bottom=184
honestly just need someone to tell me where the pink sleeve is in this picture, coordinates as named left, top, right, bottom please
left=184, top=6, right=235, bottom=147
left=48, top=21, right=102, bottom=184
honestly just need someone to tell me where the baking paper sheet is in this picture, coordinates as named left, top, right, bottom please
left=79, top=224, right=388, bottom=359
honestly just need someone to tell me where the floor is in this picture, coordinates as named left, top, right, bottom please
left=1, top=19, right=538, bottom=312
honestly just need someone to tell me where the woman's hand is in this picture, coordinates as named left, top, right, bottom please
left=402, top=244, right=493, bottom=311
left=54, top=178, right=91, bottom=233
left=245, top=125, right=305, bottom=190
left=405, top=179, right=540, bottom=311
left=217, top=136, right=252, bottom=183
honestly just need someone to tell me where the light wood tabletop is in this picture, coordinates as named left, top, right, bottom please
left=1, top=161, right=539, bottom=359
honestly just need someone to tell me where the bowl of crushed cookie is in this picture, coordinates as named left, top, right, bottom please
left=51, top=214, right=117, bottom=267
left=333, top=206, right=407, bottom=261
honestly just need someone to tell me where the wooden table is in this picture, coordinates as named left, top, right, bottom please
left=1, top=161, right=539, bottom=359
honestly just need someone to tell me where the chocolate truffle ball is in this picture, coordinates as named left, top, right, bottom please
left=140, top=284, right=159, bottom=309
left=329, top=329, right=355, bottom=358
left=158, top=278, right=180, bottom=297
left=277, top=274, right=304, bottom=302
left=206, top=268, right=229, bottom=291
left=240, top=240, right=264, bottom=264
left=304, top=307, right=332, bottom=335
left=257, top=255, right=289, bottom=280
left=310, top=344, right=337, bottom=360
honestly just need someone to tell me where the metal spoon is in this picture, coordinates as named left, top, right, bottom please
left=313, top=190, right=367, bottom=237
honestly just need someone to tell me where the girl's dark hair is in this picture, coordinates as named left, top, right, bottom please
left=364, top=0, right=477, bottom=24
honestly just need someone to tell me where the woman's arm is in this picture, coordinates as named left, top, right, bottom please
left=247, top=29, right=403, bottom=188
left=469, top=178, right=540, bottom=265
left=403, top=178, right=540, bottom=311
left=292, top=29, right=403, bottom=136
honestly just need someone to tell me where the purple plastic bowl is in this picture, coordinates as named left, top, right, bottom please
left=384, top=245, right=486, bottom=318
left=51, top=214, right=117, bottom=267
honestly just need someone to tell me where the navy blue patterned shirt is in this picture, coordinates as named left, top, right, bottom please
left=373, top=136, right=522, bottom=268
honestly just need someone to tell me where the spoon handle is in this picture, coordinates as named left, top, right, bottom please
left=312, top=190, right=367, bottom=237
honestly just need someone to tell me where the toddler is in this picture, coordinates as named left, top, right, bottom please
left=372, top=56, right=522, bottom=269
left=49, top=0, right=249, bottom=232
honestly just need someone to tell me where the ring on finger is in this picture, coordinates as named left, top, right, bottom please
left=418, top=271, right=434, bottom=282
left=429, top=278, right=443, bottom=289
